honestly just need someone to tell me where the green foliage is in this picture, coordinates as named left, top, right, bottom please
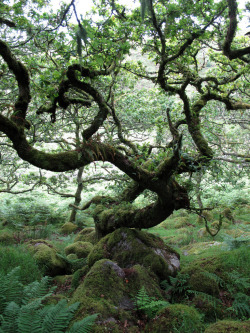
left=161, top=273, right=190, bottom=302
left=133, top=286, right=169, bottom=318
left=0, top=268, right=98, bottom=333
left=222, top=233, right=250, bottom=250
left=226, top=293, right=250, bottom=319
left=0, top=195, right=66, bottom=227
left=0, top=245, right=42, bottom=283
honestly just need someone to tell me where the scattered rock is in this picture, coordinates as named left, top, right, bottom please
left=87, top=227, right=180, bottom=280
left=65, top=241, right=93, bottom=259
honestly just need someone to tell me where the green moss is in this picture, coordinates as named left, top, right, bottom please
left=72, top=259, right=126, bottom=304
left=204, top=320, right=250, bottom=333
left=74, top=227, right=97, bottom=244
left=71, top=266, right=89, bottom=290
left=65, top=241, right=93, bottom=259
left=70, top=259, right=133, bottom=322
left=67, top=253, right=78, bottom=260
left=146, top=304, right=203, bottom=332
left=60, top=222, right=78, bottom=234
left=174, top=217, right=190, bottom=229
left=124, top=264, right=162, bottom=298
left=87, top=228, right=180, bottom=280
left=26, top=240, right=67, bottom=276
left=189, top=270, right=220, bottom=296
left=193, top=295, right=224, bottom=322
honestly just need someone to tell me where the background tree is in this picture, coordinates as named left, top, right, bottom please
left=0, top=0, right=249, bottom=238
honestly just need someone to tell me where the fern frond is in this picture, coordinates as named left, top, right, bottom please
left=201, top=271, right=225, bottom=288
left=22, top=276, right=53, bottom=305
left=188, top=290, right=221, bottom=307
left=0, top=301, right=20, bottom=333
left=66, top=313, right=99, bottom=333
left=0, top=267, right=23, bottom=313
left=134, top=286, right=169, bottom=318
left=42, top=299, right=80, bottom=333
left=227, top=292, right=250, bottom=318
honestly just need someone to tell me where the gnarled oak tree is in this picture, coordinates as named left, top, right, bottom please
left=0, top=0, right=249, bottom=237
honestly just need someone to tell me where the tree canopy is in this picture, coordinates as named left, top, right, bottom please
left=0, top=0, right=249, bottom=237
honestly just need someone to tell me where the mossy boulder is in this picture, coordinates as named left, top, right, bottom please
left=188, top=270, right=220, bottom=297
left=71, top=259, right=126, bottom=305
left=66, top=253, right=78, bottom=260
left=146, top=304, right=203, bottom=332
left=174, top=217, right=190, bottom=229
left=26, top=239, right=68, bottom=276
left=204, top=320, right=250, bottom=333
left=70, top=259, right=133, bottom=321
left=123, top=264, right=162, bottom=299
left=71, top=258, right=164, bottom=322
left=74, top=227, right=97, bottom=244
left=60, top=222, right=78, bottom=234
left=193, top=295, right=223, bottom=322
left=87, top=227, right=180, bottom=280
left=65, top=241, right=93, bottom=259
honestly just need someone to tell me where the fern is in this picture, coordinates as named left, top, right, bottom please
left=226, top=271, right=250, bottom=294
left=67, top=314, right=99, bottom=333
left=134, top=286, right=169, bottom=318
left=0, top=267, right=23, bottom=313
left=0, top=268, right=98, bottom=333
left=226, top=292, right=250, bottom=319
left=161, top=273, right=190, bottom=301
left=201, top=271, right=225, bottom=288
left=222, top=234, right=249, bottom=250
left=42, top=300, right=80, bottom=333
left=187, top=290, right=221, bottom=307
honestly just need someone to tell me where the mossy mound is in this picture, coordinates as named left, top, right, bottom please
left=65, top=241, right=93, bottom=259
left=60, top=222, right=78, bottom=234
left=124, top=264, right=162, bottom=299
left=192, top=295, right=223, bottom=322
left=189, top=270, right=220, bottom=297
left=87, top=227, right=180, bottom=280
left=204, top=320, right=250, bottom=333
left=74, top=227, right=97, bottom=244
left=70, top=259, right=133, bottom=321
left=26, top=239, right=68, bottom=276
left=146, top=304, right=203, bottom=332
left=0, top=230, right=15, bottom=244
left=174, top=217, right=191, bottom=228
left=71, top=259, right=126, bottom=305
left=71, top=259, right=164, bottom=322
left=181, top=241, right=222, bottom=255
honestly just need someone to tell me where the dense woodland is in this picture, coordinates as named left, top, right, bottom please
left=0, top=0, right=249, bottom=332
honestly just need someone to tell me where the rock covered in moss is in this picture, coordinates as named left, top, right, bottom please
left=60, top=222, right=78, bottom=234
left=70, top=258, right=164, bottom=322
left=146, top=304, right=203, bottom=332
left=189, top=270, right=220, bottom=297
left=65, top=241, right=93, bottom=259
left=26, top=239, right=67, bottom=276
left=87, top=227, right=180, bottom=279
left=204, top=320, right=250, bottom=333
left=66, top=253, right=78, bottom=260
left=72, top=259, right=126, bottom=305
left=70, top=259, right=133, bottom=322
left=74, top=227, right=97, bottom=244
